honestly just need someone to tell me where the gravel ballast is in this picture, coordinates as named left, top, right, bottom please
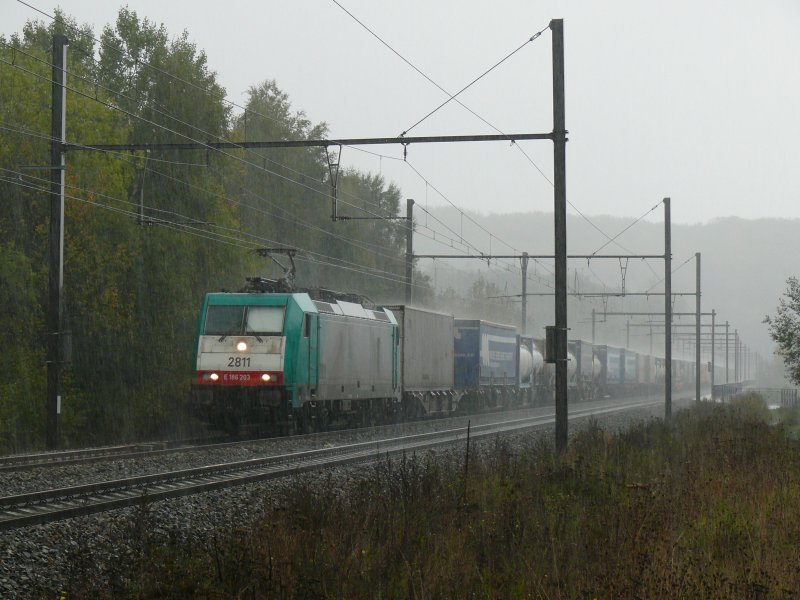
left=0, top=399, right=682, bottom=598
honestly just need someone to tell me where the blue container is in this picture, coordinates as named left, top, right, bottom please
left=454, top=320, right=518, bottom=389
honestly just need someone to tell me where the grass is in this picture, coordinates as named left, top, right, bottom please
left=64, top=394, right=800, bottom=598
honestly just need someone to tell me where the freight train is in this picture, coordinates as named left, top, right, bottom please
left=189, top=283, right=710, bottom=434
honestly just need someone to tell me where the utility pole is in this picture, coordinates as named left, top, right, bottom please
left=46, top=33, right=68, bottom=450
left=626, top=320, right=630, bottom=348
left=405, top=199, right=414, bottom=304
left=521, top=252, right=529, bottom=333
left=591, top=308, right=596, bottom=344
left=744, top=345, right=749, bottom=380
left=664, top=198, right=672, bottom=419
left=725, top=320, right=729, bottom=383
left=734, top=329, right=739, bottom=383
left=551, top=18, right=568, bottom=453
left=711, top=309, right=716, bottom=398
left=695, top=252, right=701, bottom=403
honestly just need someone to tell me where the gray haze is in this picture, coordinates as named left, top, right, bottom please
left=4, top=0, right=799, bottom=223
left=415, top=208, right=794, bottom=359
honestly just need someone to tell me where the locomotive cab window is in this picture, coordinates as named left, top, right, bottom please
left=303, top=313, right=311, bottom=337
left=204, top=305, right=245, bottom=336
left=205, top=305, right=285, bottom=336
left=245, top=306, right=285, bottom=336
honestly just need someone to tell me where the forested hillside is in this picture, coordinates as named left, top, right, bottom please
left=0, top=10, right=430, bottom=451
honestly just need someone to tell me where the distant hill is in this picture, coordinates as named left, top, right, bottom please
left=415, top=207, right=799, bottom=360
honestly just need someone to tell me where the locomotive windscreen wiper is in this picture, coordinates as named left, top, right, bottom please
left=218, top=333, right=264, bottom=342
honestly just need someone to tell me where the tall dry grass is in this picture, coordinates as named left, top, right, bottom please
left=68, top=395, right=800, bottom=598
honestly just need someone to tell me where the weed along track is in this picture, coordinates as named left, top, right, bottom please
left=0, top=398, right=659, bottom=531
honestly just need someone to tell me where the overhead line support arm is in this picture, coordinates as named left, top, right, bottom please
left=64, top=132, right=554, bottom=153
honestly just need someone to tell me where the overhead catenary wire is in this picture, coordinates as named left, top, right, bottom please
left=0, top=120, right=499, bottom=275
left=7, top=2, right=600, bottom=344
left=325, top=4, right=560, bottom=256
left=1, top=41, right=516, bottom=265
left=590, top=201, right=663, bottom=256
left=330, top=0, right=547, bottom=140
left=17, top=0, right=643, bottom=290
left=397, top=29, right=549, bottom=137
left=0, top=54, right=415, bottom=228
left=1, top=161, right=401, bottom=267
left=12, top=0, right=498, bottom=235
left=325, top=3, right=652, bottom=287
left=1, top=172, right=436, bottom=290
left=3, top=11, right=561, bottom=286
left=14, top=0, right=525, bottom=233
left=405, top=162, right=548, bottom=266
left=645, top=254, right=696, bottom=294
left=328, top=142, right=564, bottom=290
left=7, top=5, right=625, bottom=303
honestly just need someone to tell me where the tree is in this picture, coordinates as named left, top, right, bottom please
left=0, top=8, right=421, bottom=449
left=764, top=277, right=800, bottom=385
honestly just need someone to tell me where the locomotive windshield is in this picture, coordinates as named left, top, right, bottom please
left=204, top=305, right=285, bottom=336
left=204, top=305, right=244, bottom=336
left=245, top=306, right=285, bottom=335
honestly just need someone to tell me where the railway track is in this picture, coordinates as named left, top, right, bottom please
left=0, top=398, right=660, bottom=532
left=0, top=437, right=237, bottom=472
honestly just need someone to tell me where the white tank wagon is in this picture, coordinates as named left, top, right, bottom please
left=540, top=350, right=577, bottom=401
left=517, top=335, right=546, bottom=405
left=518, top=344, right=534, bottom=383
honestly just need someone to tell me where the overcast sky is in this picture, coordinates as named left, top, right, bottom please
left=4, top=0, right=800, bottom=225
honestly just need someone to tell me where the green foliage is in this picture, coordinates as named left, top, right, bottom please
left=764, top=276, right=800, bottom=385
left=0, top=9, right=423, bottom=450
left=0, top=243, right=45, bottom=451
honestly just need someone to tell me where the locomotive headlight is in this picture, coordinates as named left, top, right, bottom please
left=236, top=341, right=248, bottom=352
left=209, top=372, right=220, bottom=381
left=261, top=373, right=271, bottom=382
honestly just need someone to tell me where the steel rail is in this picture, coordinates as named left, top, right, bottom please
left=0, top=437, right=243, bottom=472
left=0, top=443, right=164, bottom=471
